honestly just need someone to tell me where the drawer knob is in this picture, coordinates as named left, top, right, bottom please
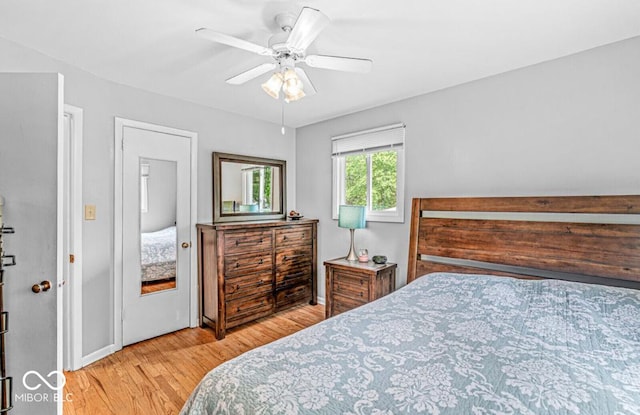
left=258, top=259, right=263, bottom=264
left=235, top=263, right=239, bottom=268
left=257, top=280, right=264, bottom=286
left=236, top=284, right=241, bottom=290
left=359, top=292, right=364, bottom=297
left=283, top=235, right=287, bottom=240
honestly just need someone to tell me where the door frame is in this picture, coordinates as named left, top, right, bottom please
left=62, top=104, right=84, bottom=370
left=113, top=118, right=198, bottom=351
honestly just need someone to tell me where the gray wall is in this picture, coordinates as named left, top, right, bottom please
left=220, top=162, right=244, bottom=205
left=296, top=36, right=640, bottom=301
left=141, top=158, right=177, bottom=233
left=0, top=37, right=297, bottom=356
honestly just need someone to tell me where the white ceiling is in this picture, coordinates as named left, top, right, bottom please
left=1, top=0, right=639, bottom=128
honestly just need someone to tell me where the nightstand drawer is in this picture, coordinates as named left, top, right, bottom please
left=334, top=270, right=368, bottom=288
left=224, top=252, right=272, bottom=277
left=333, top=276, right=369, bottom=300
left=224, top=230, right=272, bottom=254
left=275, top=226, right=312, bottom=248
left=225, top=272, right=273, bottom=300
left=332, top=293, right=367, bottom=315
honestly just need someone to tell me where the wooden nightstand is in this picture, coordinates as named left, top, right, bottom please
left=324, top=258, right=397, bottom=318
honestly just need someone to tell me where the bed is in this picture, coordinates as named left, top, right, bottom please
left=140, top=225, right=176, bottom=282
left=181, top=195, right=640, bottom=415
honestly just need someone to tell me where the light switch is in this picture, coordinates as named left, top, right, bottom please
left=84, top=204, right=96, bottom=220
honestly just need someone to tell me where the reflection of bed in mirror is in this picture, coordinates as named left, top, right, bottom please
left=139, top=157, right=178, bottom=294
left=141, top=225, right=176, bottom=284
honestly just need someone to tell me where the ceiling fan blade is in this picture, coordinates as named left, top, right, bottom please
left=294, top=67, right=316, bottom=96
left=285, top=7, right=330, bottom=54
left=304, top=55, right=373, bottom=73
left=196, top=28, right=274, bottom=56
left=226, top=63, right=276, bottom=85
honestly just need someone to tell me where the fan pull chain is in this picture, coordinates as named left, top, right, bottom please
left=281, top=100, right=285, bottom=135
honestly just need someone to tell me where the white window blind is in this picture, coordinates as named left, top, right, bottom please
left=331, top=123, right=405, bottom=156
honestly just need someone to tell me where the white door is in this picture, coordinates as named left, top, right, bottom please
left=122, top=125, right=191, bottom=345
left=0, top=73, right=63, bottom=415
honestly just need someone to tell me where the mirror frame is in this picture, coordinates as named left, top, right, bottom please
left=213, top=152, right=287, bottom=223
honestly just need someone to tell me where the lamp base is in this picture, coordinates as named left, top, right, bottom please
left=345, top=228, right=358, bottom=261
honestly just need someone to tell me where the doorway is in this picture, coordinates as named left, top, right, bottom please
left=63, top=104, right=83, bottom=371
left=114, top=119, right=198, bottom=348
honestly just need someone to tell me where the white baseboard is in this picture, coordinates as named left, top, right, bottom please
left=317, top=296, right=326, bottom=306
left=81, top=344, right=117, bottom=368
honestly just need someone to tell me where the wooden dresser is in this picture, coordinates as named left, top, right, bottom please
left=324, top=257, right=396, bottom=318
left=197, top=219, right=318, bottom=339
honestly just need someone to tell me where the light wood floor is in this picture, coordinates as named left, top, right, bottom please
left=63, top=304, right=324, bottom=415
left=141, top=278, right=176, bottom=295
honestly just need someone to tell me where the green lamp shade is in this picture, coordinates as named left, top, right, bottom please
left=338, top=205, right=366, bottom=229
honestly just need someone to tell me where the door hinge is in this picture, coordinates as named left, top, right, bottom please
left=69, top=254, right=75, bottom=263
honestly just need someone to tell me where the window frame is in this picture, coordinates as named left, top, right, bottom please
left=331, top=123, right=405, bottom=223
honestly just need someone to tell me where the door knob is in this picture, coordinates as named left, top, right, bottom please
left=181, top=242, right=190, bottom=249
left=32, top=280, right=51, bottom=294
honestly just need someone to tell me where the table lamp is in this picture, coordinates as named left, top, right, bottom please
left=338, top=205, right=366, bottom=261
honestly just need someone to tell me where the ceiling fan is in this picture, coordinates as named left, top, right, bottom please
left=196, top=7, right=373, bottom=102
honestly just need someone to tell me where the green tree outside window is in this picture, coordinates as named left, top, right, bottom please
left=344, top=151, right=397, bottom=211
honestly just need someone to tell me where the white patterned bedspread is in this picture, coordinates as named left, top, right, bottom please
left=141, top=226, right=176, bottom=282
left=181, top=273, right=640, bottom=415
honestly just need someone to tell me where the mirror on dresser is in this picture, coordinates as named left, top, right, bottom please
left=213, top=152, right=286, bottom=223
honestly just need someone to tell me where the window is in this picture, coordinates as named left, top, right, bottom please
left=140, top=162, right=150, bottom=213
left=332, top=123, right=405, bottom=223
left=242, top=166, right=273, bottom=211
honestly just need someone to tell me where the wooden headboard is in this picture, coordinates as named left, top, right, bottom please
left=407, top=195, right=640, bottom=287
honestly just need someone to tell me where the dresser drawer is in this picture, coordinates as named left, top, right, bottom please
left=225, top=272, right=273, bottom=301
left=275, top=226, right=312, bottom=248
left=276, top=283, right=310, bottom=308
left=276, top=247, right=312, bottom=269
left=226, top=293, right=274, bottom=327
left=224, top=252, right=272, bottom=277
left=276, top=263, right=312, bottom=289
left=224, top=230, right=272, bottom=254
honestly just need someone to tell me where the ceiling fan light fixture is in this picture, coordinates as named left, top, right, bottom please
left=261, top=72, right=284, bottom=99
left=284, top=88, right=306, bottom=103
left=282, top=68, right=304, bottom=96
